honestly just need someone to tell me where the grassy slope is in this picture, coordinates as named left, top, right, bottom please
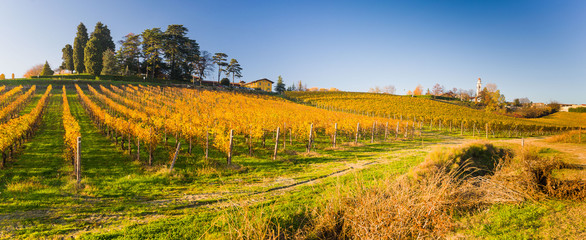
left=0, top=83, right=583, bottom=239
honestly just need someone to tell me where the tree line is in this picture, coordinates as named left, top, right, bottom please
left=58, top=22, right=242, bottom=82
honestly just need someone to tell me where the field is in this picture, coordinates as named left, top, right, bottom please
left=0, top=80, right=584, bottom=239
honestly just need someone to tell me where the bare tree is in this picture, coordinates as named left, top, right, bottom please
left=486, top=83, right=498, bottom=92
left=368, top=86, right=382, bottom=93
left=383, top=85, right=396, bottom=94
left=432, top=83, right=445, bottom=96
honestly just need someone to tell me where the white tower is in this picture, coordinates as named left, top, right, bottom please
left=476, top=78, right=482, bottom=96
left=475, top=78, right=482, bottom=103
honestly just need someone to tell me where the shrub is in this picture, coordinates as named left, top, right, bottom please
left=569, top=107, right=586, bottom=113
left=221, top=78, right=230, bottom=86
left=410, top=141, right=510, bottom=180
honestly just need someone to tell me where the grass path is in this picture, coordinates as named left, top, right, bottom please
left=0, top=90, right=70, bottom=213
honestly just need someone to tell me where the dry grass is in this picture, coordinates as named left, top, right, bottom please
left=217, top=202, right=288, bottom=240
left=6, top=177, right=46, bottom=193
left=223, top=142, right=586, bottom=239
left=546, top=130, right=585, bottom=144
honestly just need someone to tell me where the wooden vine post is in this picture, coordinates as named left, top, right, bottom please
left=283, top=123, right=287, bottom=150
left=460, top=121, right=464, bottom=136
left=227, top=129, right=234, bottom=165
left=384, top=122, right=389, bottom=141
left=333, top=123, right=338, bottom=148
left=395, top=121, right=399, bottom=139
left=355, top=122, right=360, bottom=144
left=486, top=123, right=489, bottom=139
left=205, top=131, right=209, bottom=161
left=273, top=127, right=280, bottom=160
left=136, top=138, right=140, bottom=161
left=307, top=123, right=314, bottom=152
left=169, top=142, right=181, bottom=173
left=371, top=122, right=375, bottom=143
left=76, top=136, right=81, bottom=185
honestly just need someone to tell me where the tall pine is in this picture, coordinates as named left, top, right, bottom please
left=163, top=25, right=199, bottom=80
left=73, top=23, right=88, bottom=73
left=85, top=22, right=115, bottom=76
left=142, top=28, right=163, bottom=79
left=84, top=37, right=102, bottom=75
left=61, top=44, right=74, bottom=73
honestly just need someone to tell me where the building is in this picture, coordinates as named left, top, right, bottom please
left=560, top=104, right=586, bottom=112
left=243, top=78, right=274, bottom=92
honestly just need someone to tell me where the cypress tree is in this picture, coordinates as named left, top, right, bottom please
left=61, top=44, right=74, bottom=73
left=84, top=37, right=102, bottom=76
left=101, top=49, right=117, bottom=75
left=40, top=61, right=54, bottom=76
left=87, top=22, right=115, bottom=75
left=73, top=23, right=88, bottom=73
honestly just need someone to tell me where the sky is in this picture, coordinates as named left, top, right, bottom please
left=1, top=0, right=585, bottom=103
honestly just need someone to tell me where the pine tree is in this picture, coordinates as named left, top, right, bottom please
left=275, top=75, right=286, bottom=94
left=40, top=61, right=54, bottom=76
left=225, top=58, right=242, bottom=83
left=212, top=53, right=228, bottom=83
left=141, top=28, right=163, bottom=79
left=84, top=36, right=102, bottom=76
left=86, top=22, right=115, bottom=76
left=73, top=23, right=88, bottom=73
left=61, top=44, right=74, bottom=73
left=91, top=22, right=115, bottom=53
left=117, top=33, right=141, bottom=75
left=162, top=25, right=199, bottom=80
left=101, top=49, right=117, bottom=75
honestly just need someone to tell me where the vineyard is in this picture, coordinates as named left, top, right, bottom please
left=0, top=82, right=584, bottom=239
left=286, top=91, right=581, bottom=137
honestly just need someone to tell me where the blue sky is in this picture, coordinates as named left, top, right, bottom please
left=1, top=0, right=585, bottom=103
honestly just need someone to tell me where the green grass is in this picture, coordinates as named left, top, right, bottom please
left=1, top=83, right=582, bottom=239
left=456, top=200, right=586, bottom=239
left=0, top=85, right=454, bottom=239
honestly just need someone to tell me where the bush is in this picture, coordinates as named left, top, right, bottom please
left=569, top=107, right=586, bottom=113
left=410, top=141, right=510, bottom=179
left=220, top=78, right=230, bottom=86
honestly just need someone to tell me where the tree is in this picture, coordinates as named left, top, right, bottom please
left=84, top=36, right=102, bottom=75
left=86, top=22, right=115, bottom=75
left=383, top=85, right=396, bottom=94
left=73, top=23, right=88, bottom=73
left=142, top=28, right=163, bottom=79
left=432, top=83, right=444, bottom=96
left=286, top=83, right=297, bottom=91
left=220, top=77, right=230, bottom=86
left=193, top=50, right=214, bottom=84
left=91, top=22, right=115, bottom=54
left=297, top=80, right=307, bottom=91
left=23, top=64, right=44, bottom=78
left=212, top=53, right=228, bottom=83
left=225, top=58, right=242, bottom=83
left=0, top=74, right=4, bottom=80
left=40, top=61, right=54, bottom=76
left=101, top=49, right=117, bottom=75
left=117, top=33, right=142, bottom=75
left=163, top=25, right=199, bottom=80
left=413, top=84, right=423, bottom=95
left=368, top=86, right=381, bottom=93
left=61, top=44, right=74, bottom=73
left=274, top=75, right=286, bottom=94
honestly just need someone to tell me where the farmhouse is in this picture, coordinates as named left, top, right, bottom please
left=560, top=104, right=586, bottom=112
left=243, top=78, right=273, bottom=92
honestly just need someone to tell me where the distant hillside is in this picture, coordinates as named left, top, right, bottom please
left=285, top=91, right=580, bottom=130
